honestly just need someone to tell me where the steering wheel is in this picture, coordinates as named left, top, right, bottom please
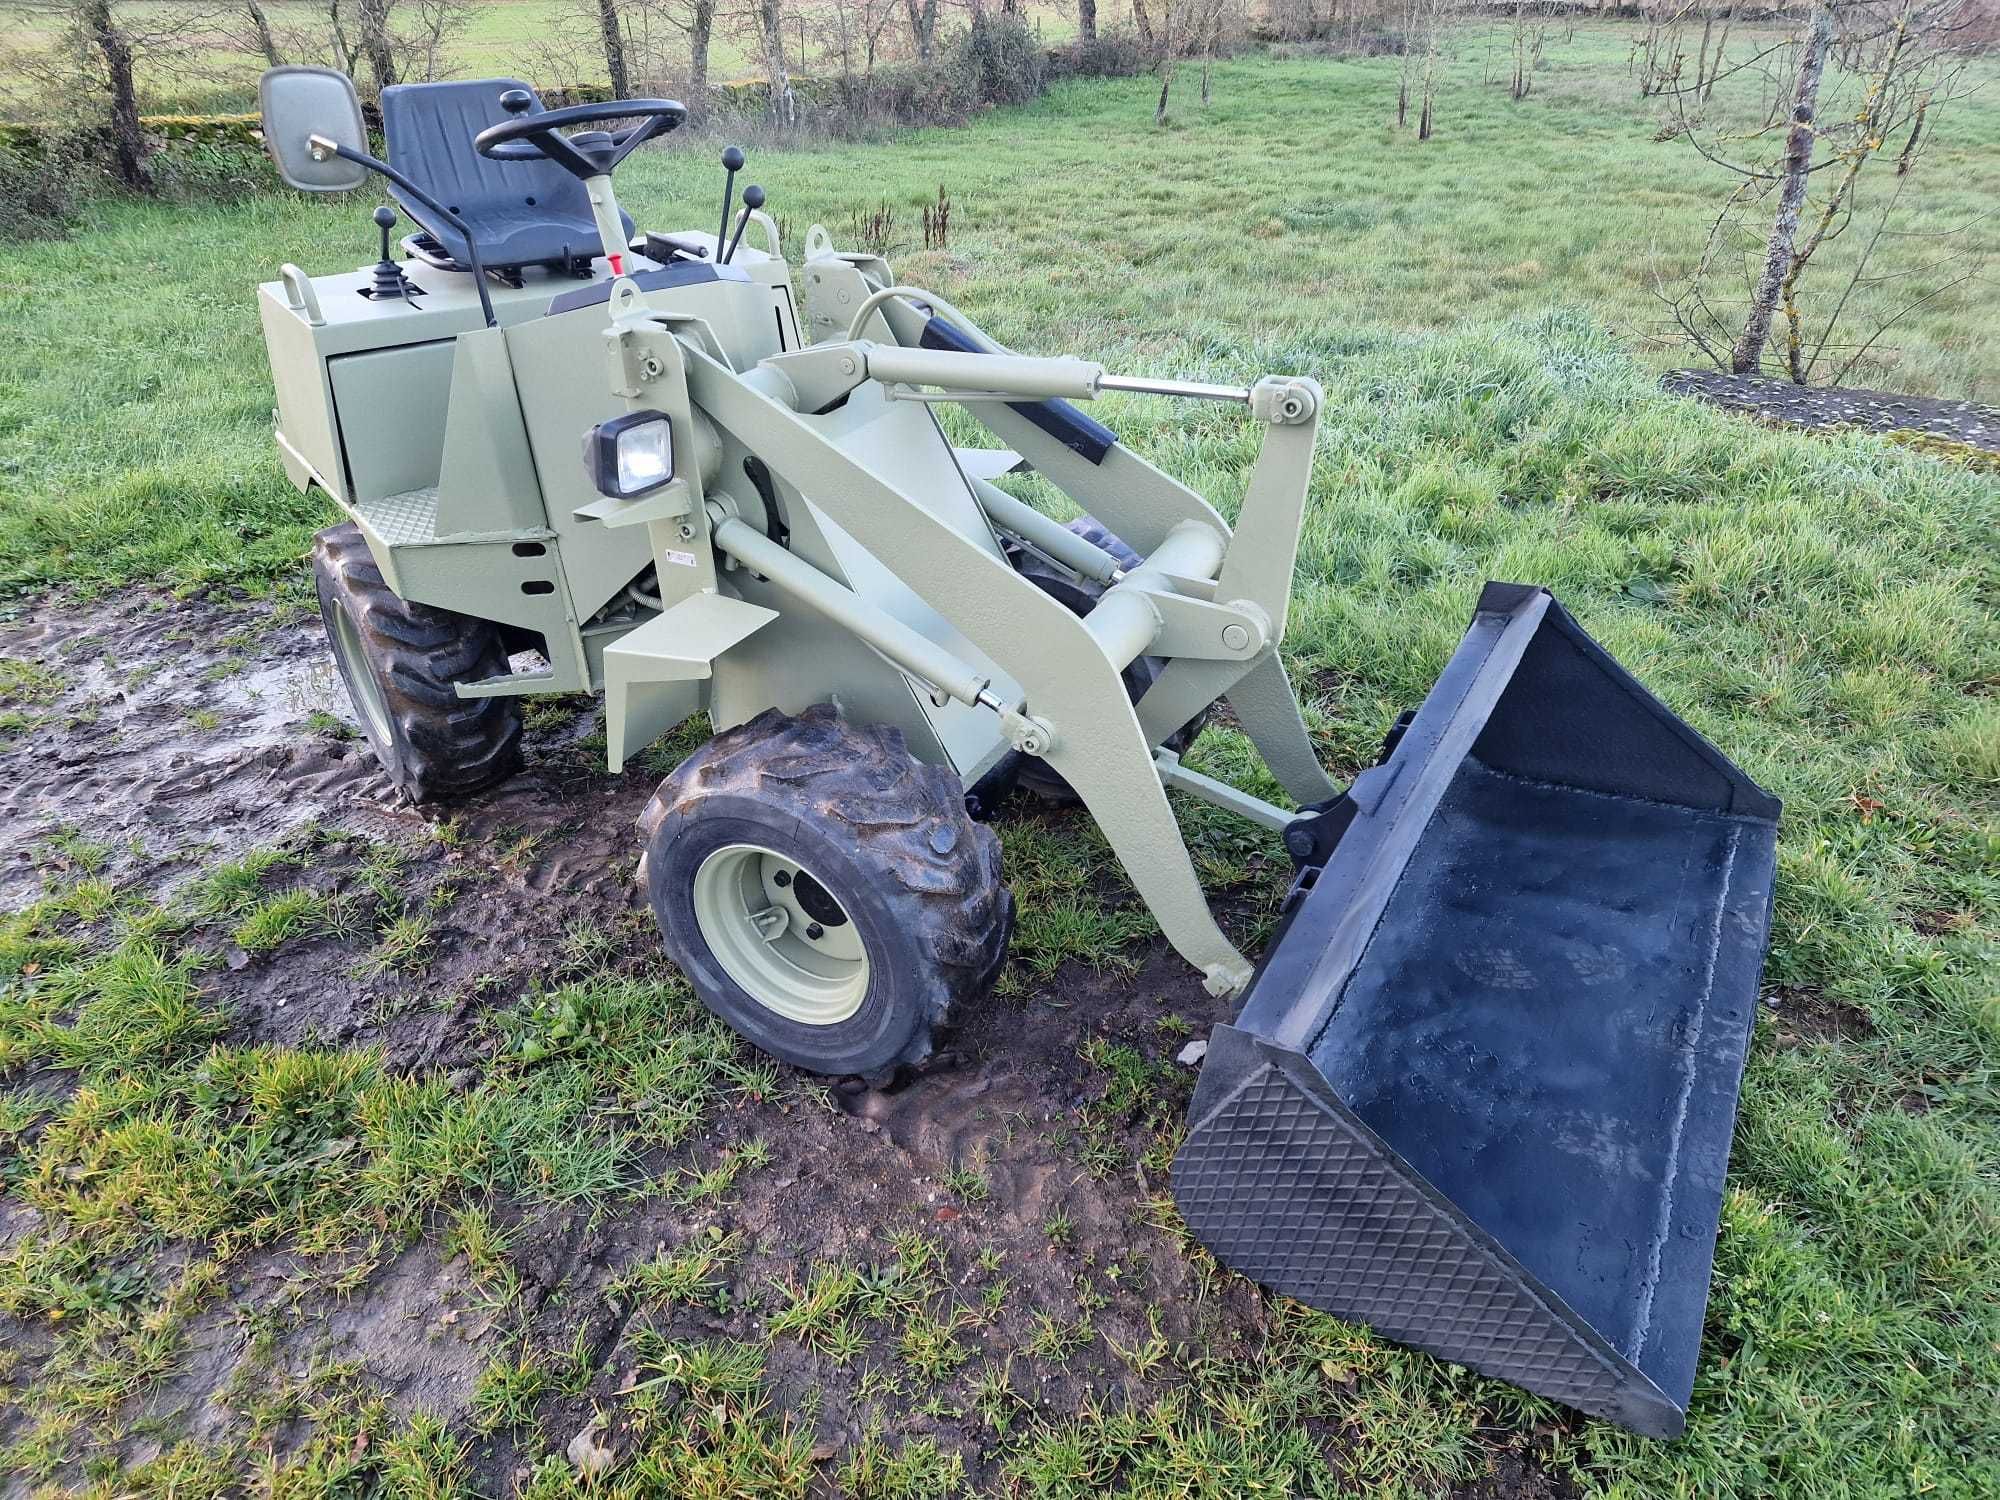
left=474, top=91, right=687, bottom=180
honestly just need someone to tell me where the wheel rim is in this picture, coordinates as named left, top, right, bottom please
left=331, top=605, right=394, bottom=747
left=691, top=844, right=869, bottom=1025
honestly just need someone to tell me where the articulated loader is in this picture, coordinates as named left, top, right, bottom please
left=254, top=67, right=1781, bottom=1436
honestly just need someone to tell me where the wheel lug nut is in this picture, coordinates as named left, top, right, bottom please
left=773, top=870, right=791, bottom=887
left=805, top=922, right=825, bottom=940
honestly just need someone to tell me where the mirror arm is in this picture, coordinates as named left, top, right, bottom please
left=313, top=135, right=497, bottom=329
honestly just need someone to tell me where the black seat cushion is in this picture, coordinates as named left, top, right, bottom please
left=379, top=78, right=635, bottom=270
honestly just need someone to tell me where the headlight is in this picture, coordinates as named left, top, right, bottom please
left=585, top=410, right=674, bottom=498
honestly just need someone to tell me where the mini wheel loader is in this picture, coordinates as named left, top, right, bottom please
left=254, top=67, right=1781, bottom=1436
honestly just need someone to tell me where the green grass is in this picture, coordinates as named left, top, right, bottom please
left=1, top=31, right=1997, bottom=1500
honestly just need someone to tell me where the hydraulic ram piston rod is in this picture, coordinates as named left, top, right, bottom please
left=861, top=345, right=1253, bottom=406
left=708, top=509, right=999, bottom=711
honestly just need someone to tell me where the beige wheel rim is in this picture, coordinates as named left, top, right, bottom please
left=691, top=843, right=869, bottom=1025
left=332, top=605, right=393, bottom=746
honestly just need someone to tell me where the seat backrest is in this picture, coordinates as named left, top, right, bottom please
left=379, top=79, right=631, bottom=270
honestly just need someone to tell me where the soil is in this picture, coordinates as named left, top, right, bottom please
left=1761, top=985, right=1874, bottom=1049
left=0, top=590, right=1569, bottom=1496
left=1662, top=370, right=2000, bottom=455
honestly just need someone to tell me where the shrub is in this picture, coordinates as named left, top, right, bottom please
left=1050, top=30, right=1152, bottom=81
left=0, top=139, right=97, bottom=241
left=149, top=139, right=271, bottom=205
left=949, top=14, right=1047, bottom=109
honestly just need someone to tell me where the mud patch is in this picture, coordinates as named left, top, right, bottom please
left=0, top=590, right=1518, bottom=1493
left=1763, top=985, right=1874, bottom=1048
left=1664, top=370, right=2000, bottom=455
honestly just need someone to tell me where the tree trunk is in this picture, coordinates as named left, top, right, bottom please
left=905, top=0, right=938, bottom=61
left=688, top=0, right=715, bottom=108
left=1078, top=0, right=1096, bottom=44
left=357, top=0, right=397, bottom=94
left=596, top=0, right=630, bottom=94
left=245, top=0, right=285, bottom=65
left=1132, top=0, right=1155, bottom=48
left=757, top=0, right=795, bottom=125
left=82, top=0, right=148, bottom=190
left=1155, top=60, right=1174, bottom=124
left=1730, top=1, right=1832, bottom=375
left=327, top=0, right=359, bottom=76
left=1417, top=37, right=1437, bottom=140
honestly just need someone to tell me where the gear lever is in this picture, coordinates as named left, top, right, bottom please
left=722, top=185, right=765, bottom=265
left=366, top=204, right=414, bottom=300
left=716, top=146, right=745, bottom=259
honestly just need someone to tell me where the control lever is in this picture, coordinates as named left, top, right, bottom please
left=722, top=185, right=764, bottom=265
left=716, top=146, right=745, bottom=259
left=366, top=204, right=413, bottom=300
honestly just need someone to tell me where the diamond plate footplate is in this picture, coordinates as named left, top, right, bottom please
left=356, top=486, right=441, bottom=547
left=1174, top=1059, right=1683, bottom=1436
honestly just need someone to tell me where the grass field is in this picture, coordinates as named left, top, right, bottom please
left=1, top=28, right=1997, bottom=1500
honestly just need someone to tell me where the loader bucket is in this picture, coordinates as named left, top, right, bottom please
left=1174, top=583, right=1779, bottom=1437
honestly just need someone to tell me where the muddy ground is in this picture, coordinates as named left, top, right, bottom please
left=0, top=591, right=1571, bottom=1496
left=1663, top=369, right=2000, bottom=455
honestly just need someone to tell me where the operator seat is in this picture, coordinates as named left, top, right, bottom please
left=378, top=78, right=635, bottom=271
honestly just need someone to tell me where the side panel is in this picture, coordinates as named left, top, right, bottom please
left=328, top=341, right=456, bottom=504
left=435, top=328, right=548, bottom=536
left=505, top=311, right=658, bottom=622
left=259, top=287, right=343, bottom=500
left=506, top=280, right=793, bottom=626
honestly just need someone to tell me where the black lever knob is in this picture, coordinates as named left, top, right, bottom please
left=721, top=145, right=745, bottom=172
left=742, top=185, right=766, bottom=211
left=499, top=88, right=534, bottom=115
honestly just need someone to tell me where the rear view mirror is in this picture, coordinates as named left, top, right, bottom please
left=259, top=66, right=369, bottom=192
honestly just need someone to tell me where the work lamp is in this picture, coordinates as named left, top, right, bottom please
left=585, top=410, right=674, bottom=498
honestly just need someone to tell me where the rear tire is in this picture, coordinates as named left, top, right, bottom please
left=313, top=523, right=522, bottom=804
left=1009, top=515, right=1210, bottom=803
left=638, top=704, right=1013, bottom=1076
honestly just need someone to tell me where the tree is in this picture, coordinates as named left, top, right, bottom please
left=356, top=0, right=397, bottom=92
left=682, top=0, right=717, bottom=103
left=10, top=0, right=220, bottom=189
left=1730, top=1, right=1834, bottom=374
left=1148, top=0, right=1237, bottom=124
left=1661, top=0, right=1982, bottom=384
left=1395, top=0, right=1453, bottom=134
left=80, top=0, right=146, bottom=186
left=243, top=0, right=284, bottom=65
left=1078, top=0, right=1097, bottom=46
left=596, top=0, right=630, bottom=95
left=904, top=0, right=939, bottom=61
left=755, top=0, right=796, bottom=124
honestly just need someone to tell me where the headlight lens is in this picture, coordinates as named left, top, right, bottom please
left=586, top=410, right=674, bottom=498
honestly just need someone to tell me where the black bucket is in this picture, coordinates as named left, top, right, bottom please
left=1174, top=583, right=1779, bottom=1437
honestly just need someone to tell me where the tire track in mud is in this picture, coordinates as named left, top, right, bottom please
left=0, top=590, right=1347, bottom=1493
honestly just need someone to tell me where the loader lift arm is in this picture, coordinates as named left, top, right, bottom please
left=576, top=266, right=1328, bottom=994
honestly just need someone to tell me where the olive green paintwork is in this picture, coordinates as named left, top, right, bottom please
left=259, top=163, right=1330, bottom=993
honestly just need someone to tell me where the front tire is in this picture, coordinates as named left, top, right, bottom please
left=313, top=523, right=522, bottom=804
left=638, top=704, right=1012, bottom=1076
